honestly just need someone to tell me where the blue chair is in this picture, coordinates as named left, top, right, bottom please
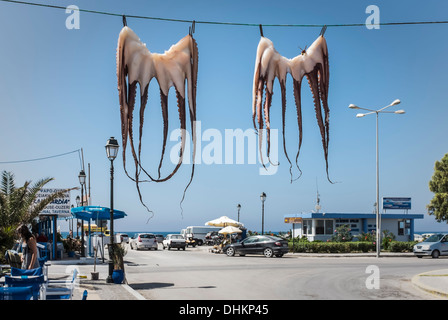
left=11, top=267, right=43, bottom=277
left=5, top=275, right=46, bottom=300
left=0, top=286, right=34, bottom=300
left=37, top=243, right=48, bottom=267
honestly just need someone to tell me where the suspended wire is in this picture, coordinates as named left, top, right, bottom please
left=1, top=0, right=448, bottom=28
left=0, top=149, right=81, bottom=164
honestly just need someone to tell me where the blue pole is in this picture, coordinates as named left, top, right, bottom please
left=52, top=216, right=57, bottom=260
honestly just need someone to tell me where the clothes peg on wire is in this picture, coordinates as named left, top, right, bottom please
left=320, top=25, right=327, bottom=36
left=259, top=24, right=264, bottom=37
left=189, top=20, right=196, bottom=36
left=123, top=15, right=127, bottom=27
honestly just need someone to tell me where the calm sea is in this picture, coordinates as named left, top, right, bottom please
left=60, top=231, right=178, bottom=238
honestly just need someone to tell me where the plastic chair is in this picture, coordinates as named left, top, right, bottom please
left=0, top=286, right=34, bottom=300
left=5, top=274, right=46, bottom=300
left=37, top=243, right=48, bottom=267
left=11, top=267, right=43, bottom=277
left=45, top=268, right=78, bottom=300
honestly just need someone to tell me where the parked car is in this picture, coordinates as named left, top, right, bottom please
left=119, top=233, right=129, bottom=244
left=414, top=233, right=448, bottom=258
left=163, top=234, right=186, bottom=250
left=129, top=233, right=158, bottom=250
left=223, top=235, right=289, bottom=258
left=155, top=234, right=164, bottom=243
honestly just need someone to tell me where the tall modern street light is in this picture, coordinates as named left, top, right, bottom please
left=105, top=137, right=119, bottom=283
left=260, top=192, right=266, bottom=234
left=78, top=169, right=86, bottom=257
left=237, top=204, right=241, bottom=222
left=349, top=99, right=405, bottom=258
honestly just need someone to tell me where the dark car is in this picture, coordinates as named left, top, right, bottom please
left=223, top=235, right=289, bottom=258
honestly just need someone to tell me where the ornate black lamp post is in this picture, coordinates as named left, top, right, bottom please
left=237, top=204, right=241, bottom=222
left=105, top=137, right=119, bottom=283
left=78, top=170, right=86, bottom=257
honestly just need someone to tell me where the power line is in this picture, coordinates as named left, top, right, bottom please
left=0, top=149, right=81, bottom=164
left=1, top=0, right=448, bottom=28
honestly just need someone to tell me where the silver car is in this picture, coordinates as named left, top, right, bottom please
left=414, top=233, right=448, bottom=258
left=130, top=233, right=158, bottom=250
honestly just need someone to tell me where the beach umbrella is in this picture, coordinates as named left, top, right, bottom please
left=218, top=225, right=242, bottom=245
left=205, top=216, right=244, bottom=228
left=71, top=206, right=127, bottom=221
left=218, top=226, right=242, bottom=235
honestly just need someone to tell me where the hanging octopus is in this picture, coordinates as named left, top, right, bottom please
left=252, top=27, right=332, bottom=183
left=116, top=23, right=198, bottom=211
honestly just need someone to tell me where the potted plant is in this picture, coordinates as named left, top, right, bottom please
left=62, top=237, right=76, bottom=257
left=110, top=242, right=127, bottom=284
left=91, top=246, right=99, bottom=280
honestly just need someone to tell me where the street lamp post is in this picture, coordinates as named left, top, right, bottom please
left=237, top=204, right=241, bottom=222
left=260, top=192, right=266, bottom=234
left=349, top=99, right=405, bottom=258
left=105, top=137, right=119, bottom=283
left=78, top=170, right=86, bottom=257
left=75, top=196, right=80, bottom=238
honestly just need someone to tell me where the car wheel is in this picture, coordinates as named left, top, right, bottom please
left=226, top=247, right=235, bottom=257
left=263, top=248, right=274, bottom=258
left=432, top=250, right=440, bottom=258
left=182, top=247, right=186, bottom=251
left=275, top=254, right=283, bottom=258
left=417, top=255, right=423, bottom=258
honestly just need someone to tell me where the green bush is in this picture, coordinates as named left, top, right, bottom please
left=389, top=241, right=418, bottom=252
left=289, top=241, right=375, bottom=253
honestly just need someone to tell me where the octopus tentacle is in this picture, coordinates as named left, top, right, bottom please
left=158, top=89, right=169, bottom=180
left=280, top=79, right=295, bottom=182
left=292, top=79, right=303, bottom=181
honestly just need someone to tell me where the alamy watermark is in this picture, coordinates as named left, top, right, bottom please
left=168, top=121, right=279, bottom=176
left=65, top=5, right=80, bottom=30
left=365, top=5, right=380, bottom=30
left=365, top=265, right=380, bottom=289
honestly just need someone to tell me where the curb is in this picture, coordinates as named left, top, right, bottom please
left=411, top=270, right=448, bottom=299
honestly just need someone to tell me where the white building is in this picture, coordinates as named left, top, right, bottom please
left=285, top=212, right=424, bottom=242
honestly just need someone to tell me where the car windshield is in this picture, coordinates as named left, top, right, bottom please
left=140, top=234, right=154, bottom=239
left=423, top=234, right=445, bottom=242
left=171, top=235, right=183, bottom=239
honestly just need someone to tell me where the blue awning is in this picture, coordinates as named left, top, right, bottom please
left=71, top=206, right=127, bottom=221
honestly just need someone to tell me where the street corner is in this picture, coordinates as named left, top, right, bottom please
left=412, top=269, right=448, bottom=299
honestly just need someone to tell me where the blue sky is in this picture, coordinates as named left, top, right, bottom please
left=1, top=0, right=447, bottom=233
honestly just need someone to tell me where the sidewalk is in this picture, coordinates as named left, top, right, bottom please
left=47, top=251, right=447, bottom=300
left=411, top=269, right=448, bottom=299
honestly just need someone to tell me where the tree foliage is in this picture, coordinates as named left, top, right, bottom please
left=0, top=171, right=76, bottom=262
left=427, top=153, right=448, bottom=223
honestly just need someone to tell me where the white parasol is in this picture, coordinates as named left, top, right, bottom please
left=205, top=216, right=244, bottom=228
left=218, top=226, right=242, bottom=235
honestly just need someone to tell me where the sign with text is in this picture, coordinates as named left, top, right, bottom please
left=35, top=188, right=71, bottom=216
left=284, top=217, right=303, bottom=224
left=382, top=197, right=411, bottom=210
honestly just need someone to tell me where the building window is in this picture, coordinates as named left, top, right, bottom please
left=316, top=220, right=334, bottom=235
left=316, top=220, right=325, bottom=234
left=398, top=221, right=405, bottom=236
left=325, top=220, right=334, bottom=235
left=303, top=220, right=313, bottom=235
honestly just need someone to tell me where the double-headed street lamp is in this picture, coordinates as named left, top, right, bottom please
left=105, top=137, right=119, bottom=283
left=78, top=169, right=86, bottom=257
left=260, top=192, right=266, bottom=234
left=349, top=99, right=405, bottom=258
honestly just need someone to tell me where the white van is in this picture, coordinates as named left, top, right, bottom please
left=184, top=226, right=222, bottom=246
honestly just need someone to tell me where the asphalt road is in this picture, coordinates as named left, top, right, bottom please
left=123, top=243, right=445, bottom=300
